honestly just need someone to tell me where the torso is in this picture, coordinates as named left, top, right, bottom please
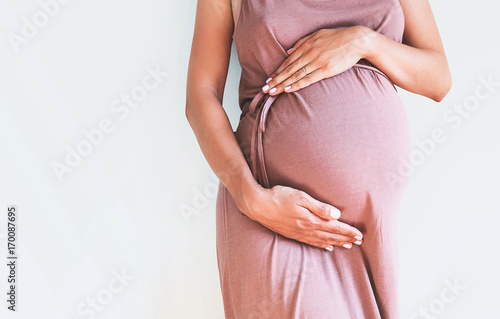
left=223, top=1, right=412, bottom=317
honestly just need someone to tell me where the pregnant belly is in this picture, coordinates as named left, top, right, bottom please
left=235, top=65, right=412, bottom=214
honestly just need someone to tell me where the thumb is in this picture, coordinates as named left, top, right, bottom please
left=298, top=192, right=341, bottom=220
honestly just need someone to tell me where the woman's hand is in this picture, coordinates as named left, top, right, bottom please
left=262, top=26, right=369, bottom=96
left=244, top=184, right=363, bottom=251
left=263, top=0, right=452, bottom=102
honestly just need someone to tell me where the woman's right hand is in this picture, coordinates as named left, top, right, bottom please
left=242, top=184, right=364, bottom=251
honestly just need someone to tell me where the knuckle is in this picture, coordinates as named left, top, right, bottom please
left=313, top=36, right=323, bottom=43
left=305, top=215, right=317, bottom=227
left=302, top=40, right=312, bottom=48
left=283, top=63, right=294, bottom=74
left=331, top=223, right=341, bottom=234
left=294, top=218, right=305, bottom=229
left=303, top=218, right=315, bottom=230
left=315, top=205, right=326, bottom=217
left=309, top=46, right=320, bottom=55
left=304, top=49, right=317, bottom=59
left=324, top=59, right=335, bottom=70
left=295, top=193, right=309, bottom=204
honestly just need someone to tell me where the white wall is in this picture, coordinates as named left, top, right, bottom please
left=0, top=0, right=498, bottom=318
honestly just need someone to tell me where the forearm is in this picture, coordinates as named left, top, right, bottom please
left=357, top=26, right=451, bottom=102
left=185, top=88, right=265, bottom=218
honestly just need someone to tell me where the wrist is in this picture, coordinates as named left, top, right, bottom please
left=353, top=25, right=378, bottom=60
left=233, top=178, right=268, bottom=221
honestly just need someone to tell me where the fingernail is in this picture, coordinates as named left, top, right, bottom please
left=266, top=77, right=272, bottom=83
left=325, top=246, right=333, bottom=252
left=343, top=243, right=352, bottom=249
left=287, top=48, right=293, bottom=53
left=354, top=235, right=362, bottom=240
left=269, top=87, right=277, bottom=94
left=329, top=208, right=340, bottom=219
left=284, top=85, right=291, bottom=91
left=354, top=240, right=362, bottom=245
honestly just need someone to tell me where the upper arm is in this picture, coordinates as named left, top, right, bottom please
left=186, top=0, right=234, bottom=104
left=398, top=0, right=446, bottom=55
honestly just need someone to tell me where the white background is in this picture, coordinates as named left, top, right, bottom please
left=0, top=0, right=498, bottom=318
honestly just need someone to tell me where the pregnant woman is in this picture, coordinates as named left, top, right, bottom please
left=186, top=0, right=451, bottom=317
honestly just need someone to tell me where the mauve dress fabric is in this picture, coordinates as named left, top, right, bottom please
left=215, top=0, right=411, bottom=318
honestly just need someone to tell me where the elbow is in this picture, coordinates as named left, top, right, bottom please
left=185, top=103, right=192, bottom=122
left=185, top=92, right=195, bottom=123
left=185, top=103, right=197, bottom=127
left=431, top=71, right=452, bottom=103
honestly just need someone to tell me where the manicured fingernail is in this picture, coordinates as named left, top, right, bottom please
left=284, top=85, right=291, bottom=91
left=269, top=87, right=277, bottom=94
left=330, top=208, right=340, bottom=219
left=266, top=77, right=272, bottom=83
left=325, top=246, right=333, bottom=252
left=354, top=235, right=362, bottom=240
left=287, top=48, right=293, bottom=53
left=262, top=84, right=269, bottom=91
left=354, top=240, right=362, bottom=245
left=343, top=243, right=352, bottom=249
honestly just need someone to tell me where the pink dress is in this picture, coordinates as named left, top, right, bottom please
left=216, top=0, right=411, bottom=317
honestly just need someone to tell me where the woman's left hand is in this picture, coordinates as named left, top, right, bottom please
left=262, top=26, right=371, bottom=96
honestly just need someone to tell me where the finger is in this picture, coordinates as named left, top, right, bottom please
left=298, top=231, right=360, bottom=251
left=282, top=67, right=326, bottom=93
left=269, top=63, right=322, bottom=96
left=264, top=31, right=321, bottom=92
left=296, top=191, right=341, bottom=220
left=317, top=220, right=364, bottom=241
left=286, top=31, right=316, bottom=55
left=314, top=230, right=361, bottom=247
left=262, top=54, right=308, bottom=94
left=298, top=236, right=335, bottom=252
left=286, top=37, right=309, bottom=55
left=269, top=51, right=304, bottom=82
